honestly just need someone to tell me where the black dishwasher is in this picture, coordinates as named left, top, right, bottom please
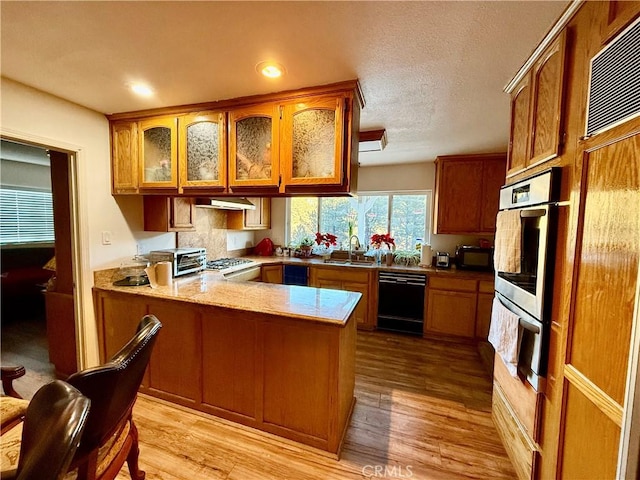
left=283, top=264, right=309, bottom=286
left=377, top=271, right=427, bottom=335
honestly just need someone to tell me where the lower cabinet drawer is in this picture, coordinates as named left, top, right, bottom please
left=429, top=276, right=477, bottom=292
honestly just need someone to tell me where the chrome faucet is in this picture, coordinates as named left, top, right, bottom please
left=348, top=235, right=361, bottom=262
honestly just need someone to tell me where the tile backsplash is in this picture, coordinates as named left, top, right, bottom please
left=177, top=208, right=253, bottom=259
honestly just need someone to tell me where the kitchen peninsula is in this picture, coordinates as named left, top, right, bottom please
left=92, top=269, right=359, bottom=456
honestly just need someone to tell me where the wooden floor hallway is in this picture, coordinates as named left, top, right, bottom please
left=116, top=331, right=516, bottom=479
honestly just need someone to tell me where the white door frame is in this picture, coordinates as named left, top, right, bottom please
left=1, top=128, right=91, bottom=370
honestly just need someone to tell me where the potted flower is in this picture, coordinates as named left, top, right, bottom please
left=370, top=233, right=395, bottom=265
left=315, top=232, right=338, bottom=259
left=298, top=237, right=314, bottom=257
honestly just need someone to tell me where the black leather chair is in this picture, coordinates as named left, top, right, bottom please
left=65, top=314, right=162, bottom=480
left=6, top=380, right=90, bottom=480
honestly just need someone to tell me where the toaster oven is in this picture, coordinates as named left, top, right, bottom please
left=148, top=248, right=206, bottom=277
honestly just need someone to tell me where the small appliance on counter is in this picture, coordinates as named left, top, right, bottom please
left=435, top=252, right=450, bottom=269
left=254, top=237, right=274, bottom=256
left=455, top=245, right=494, bottom=271
left=148, top=248, right=206, bottom=277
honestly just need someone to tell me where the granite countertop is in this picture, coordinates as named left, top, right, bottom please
left=93, top=268, right=360, bottom=326
left=244, top=255, right=496, bottom=281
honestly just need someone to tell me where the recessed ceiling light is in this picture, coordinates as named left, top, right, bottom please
left=130, top=83, right=154, bottom=97
left=256, top=61, right=286, bottom=79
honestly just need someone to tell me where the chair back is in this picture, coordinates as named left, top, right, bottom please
left=16, top=380, right=90, bottom=480
left=67, top=315, right=162, bottom=455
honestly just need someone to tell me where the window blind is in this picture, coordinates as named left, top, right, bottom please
left=0, top=188, right=55, bottom=244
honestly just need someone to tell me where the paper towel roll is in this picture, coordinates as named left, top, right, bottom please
left=155, top=261, right=172, bottom=286
left=421, top=245, right=432, bottom=265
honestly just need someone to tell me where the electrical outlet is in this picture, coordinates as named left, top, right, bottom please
left=101, top=231, right=112, bottom=245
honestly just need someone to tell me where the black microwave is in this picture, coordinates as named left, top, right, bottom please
left=455, top=246, right=494, bottom=271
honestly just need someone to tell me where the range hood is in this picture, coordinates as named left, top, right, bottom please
left=195, top=198, right=256, bottom=210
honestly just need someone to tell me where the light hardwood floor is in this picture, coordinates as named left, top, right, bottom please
left=117, top=332, right=515, bottom=480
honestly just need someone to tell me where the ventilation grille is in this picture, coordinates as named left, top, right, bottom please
left=586, top=17, right=640, bottom=136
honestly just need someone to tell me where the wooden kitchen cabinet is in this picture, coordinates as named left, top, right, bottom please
left=280, top=95, right=346, bottom=187
left=94, top=291, right=150, bottom=387
left=434, top=153, right=506, bottom=235
left=600, top=1, right=640, bottom=44
left=178, top=111, right=227, bottom=192
left=261, top=264, right=283, bottom=283
left=426, top=289, right=477, bottom=338
left=93, top=286, right=356, bottom=455
left=475, top=280, right=495, bottom=339
left=139, top=116, right=179, bottom=188
left=229, top=91, right=357, bottom=194
left=228, top=103, right=281, bottom=189
left=146, top=299, right=201, bottom=405
left=201, top=310, right=257, bottom=419
left=309, top=266, right=374, bottom=330
left=143, top=196, right=196, bottom=232
left=506, top=31, right=566, bottom=177
left=227, top=197, right=271, bottom=230
left=109, top=81, right=361, bottom=197
left=111, top=120, right=139, bottom=194
left=476, top=292, right=494, bottom=339
left=425, top=275, right=496, bottom=339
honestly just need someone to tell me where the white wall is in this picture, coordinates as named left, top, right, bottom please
left=261, top=162, right=491, bottom=255
left=0, top=78, right=174, bottom=367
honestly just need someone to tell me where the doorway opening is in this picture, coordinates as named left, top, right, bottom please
left=0, top=138, right=77, bottom=398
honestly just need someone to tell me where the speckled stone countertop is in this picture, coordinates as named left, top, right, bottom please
left=243, top=255, right=496, bottom=281
left=93, top=268, right=361, bottom=326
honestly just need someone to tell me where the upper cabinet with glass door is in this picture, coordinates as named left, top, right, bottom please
left=139, top=116, right=178, bottom=188
left=281, top=95, right=345, bottom=187
left=178, top=112, right=227, bottom=192
left=108, top=80, right=362, bottom=196
left=228, top=103, right=280, bottom=189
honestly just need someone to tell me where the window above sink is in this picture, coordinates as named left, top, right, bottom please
left=287, top=192, right=431, bottom=251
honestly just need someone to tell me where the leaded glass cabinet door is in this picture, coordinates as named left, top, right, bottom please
left=281, top=96, right=345, bottom=187
left=228, top=104, right=280, bottom=189
left=139, top=116, right=178, bottom=188
left=178, top=112, right=227, bottom=191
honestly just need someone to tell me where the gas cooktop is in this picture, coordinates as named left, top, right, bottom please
left=206, top=258, right=254, bottom=271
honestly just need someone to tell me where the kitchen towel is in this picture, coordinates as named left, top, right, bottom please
left=494, top=210, right=522, bottom=273
left=488, top=296, right=522, bottom=377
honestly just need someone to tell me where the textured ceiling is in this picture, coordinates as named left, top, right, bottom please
left=0, top=1, right=568, bottom=166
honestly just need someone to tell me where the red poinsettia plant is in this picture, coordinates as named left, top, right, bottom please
left=315, top=232, right=338, bottom=248
left=370, top=233, right=395, bottom=249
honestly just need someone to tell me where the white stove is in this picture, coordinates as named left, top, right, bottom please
left=206, top=258, right=254, bottom=271
left=207, top=258, right=261, bottom=281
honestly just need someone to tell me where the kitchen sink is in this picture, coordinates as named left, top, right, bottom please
left=323, top=258, right=374, bottom=266
left=323, top=259, right=349, bottom=265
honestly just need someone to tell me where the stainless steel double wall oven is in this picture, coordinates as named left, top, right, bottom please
left=494, top=168, right=560, bottom=391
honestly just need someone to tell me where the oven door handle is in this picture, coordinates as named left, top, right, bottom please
left=520, top=208, right=547, bottom=218
left=519, top=317, right=540, bottom=334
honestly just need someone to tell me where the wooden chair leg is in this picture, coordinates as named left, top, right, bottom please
left=126, top=419, right=145, bottom=480
left=1, top=365, right=26, bottom=398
